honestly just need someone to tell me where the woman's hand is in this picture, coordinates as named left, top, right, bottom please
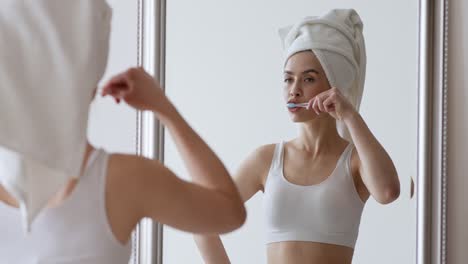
left=101, top=67, right=172, bottom=114
left=307, top=87, right=357, bottom=121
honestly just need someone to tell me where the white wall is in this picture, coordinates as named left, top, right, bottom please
left=163, top=1, right=417, bottom=263
left=87, top=0, right=138, bottom=155
left=448, top=1, right=468, bottom=263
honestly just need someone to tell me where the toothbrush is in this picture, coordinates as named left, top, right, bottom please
left=287, top=102, right=309, bottom=108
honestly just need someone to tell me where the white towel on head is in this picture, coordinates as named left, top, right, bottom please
left=0, top=0, right=112, bottom=231
left=279, top=9, right=366, bottom=141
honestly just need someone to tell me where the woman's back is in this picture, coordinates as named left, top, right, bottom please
left=0, top=149, right=132, bottom=264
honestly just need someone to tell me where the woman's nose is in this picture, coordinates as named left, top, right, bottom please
left=290, top=91, right=301, bottom=97
left=290, top=84, right=302, bottom=97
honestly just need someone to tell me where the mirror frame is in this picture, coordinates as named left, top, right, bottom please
left=133, top=0, right=165, bottom=263
left=133, top=0, right=449, bottom=263
left=417, top=0, right=449, bottom=264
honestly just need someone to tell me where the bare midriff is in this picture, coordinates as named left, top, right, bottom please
left=267, top=241, right=354, bottom=264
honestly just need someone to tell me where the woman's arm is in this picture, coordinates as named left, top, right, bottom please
left=311, top=87, right=400, bottom=204
left=102, top=67, right=246, bottom=234
left=194, top=144, right=275, bottom=264
left=344, top=112, right=400, bottom=204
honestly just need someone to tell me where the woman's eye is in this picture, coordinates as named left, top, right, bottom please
left=284, top=78, right=293, bottom=83
left=304, top=77, right=315, bottom=82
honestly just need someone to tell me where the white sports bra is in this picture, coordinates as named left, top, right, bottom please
left=264, top=142, right=364, bottom=248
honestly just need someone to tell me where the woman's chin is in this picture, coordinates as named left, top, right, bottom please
left=289, top=114, right=316, bottom=123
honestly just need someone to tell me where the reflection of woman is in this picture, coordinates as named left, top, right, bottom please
left=195, top=9, right=400, bottom=264
left=0, top=68, right=246, bottom=263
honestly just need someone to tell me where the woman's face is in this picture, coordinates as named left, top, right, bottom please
left=283, top=51, right=331, bottom=123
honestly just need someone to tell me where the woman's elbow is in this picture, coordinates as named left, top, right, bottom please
left=234, top=204, right=247, bottom=229
left=375, top=180, right=400, bottom=204
left=227, top=201, right=247, bottom=231
left=216, top=199, right=247, bottom=234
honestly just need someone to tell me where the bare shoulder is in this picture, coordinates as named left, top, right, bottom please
left=108, top=153, right=154, bottom=173
left=104, top=153, right=157, bottom=243
left=251, top=143, right=276, bottom=164
left=106, top=153, right=167, bottom=200
left=235, top=143, right=277, bottom=194
left=241, top=143, right=277, bottom=173
left=106, top=153, right=138, bottom=192
left=106, top=153, right=152, bottom=197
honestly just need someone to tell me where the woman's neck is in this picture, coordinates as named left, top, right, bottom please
left=293, top=115, right=347, bottom=155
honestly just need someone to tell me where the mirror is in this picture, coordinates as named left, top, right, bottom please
left=88, top=0, right=138, bottom=154
left=160, top=0, right=418, bottom=263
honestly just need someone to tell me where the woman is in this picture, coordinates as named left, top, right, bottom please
left=195, top=9, right=400, bottom=264
left=0, top=67, right=246, bottom=264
